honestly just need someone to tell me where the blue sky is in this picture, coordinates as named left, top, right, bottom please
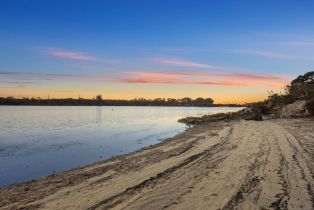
left=1, top=0, right=314, bottom=103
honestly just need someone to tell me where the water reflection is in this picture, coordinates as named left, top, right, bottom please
left=96, top=106, right=102, bottom=124
left=0, top=106, right=243, bottom=187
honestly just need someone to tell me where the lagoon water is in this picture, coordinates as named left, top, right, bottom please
left=0, top=106, right=243, bottom=187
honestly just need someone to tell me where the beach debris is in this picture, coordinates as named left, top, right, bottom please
left=178, top=107, right=265, bottom=125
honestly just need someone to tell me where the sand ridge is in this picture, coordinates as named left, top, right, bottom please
left=0, top=119, right=313, bottom=210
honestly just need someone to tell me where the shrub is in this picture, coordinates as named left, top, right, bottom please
left=306, top=99, right=314, bottom=116
left=251, top=103, right=270, bottom=115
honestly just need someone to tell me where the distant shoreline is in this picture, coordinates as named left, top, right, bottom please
left=0, top=104, right=243, bottom=107
left=0, top=97, right=243, bottom=107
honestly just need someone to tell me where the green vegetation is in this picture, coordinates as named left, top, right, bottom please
left=306, top=98, right=314, bottom=115
left=253, top=71, right=314, bottom=116
left=180, top=71, right=314, bottom=125
left=0, top=96, right=241, bottom=107
left=267, top=72, right=313, bottom=106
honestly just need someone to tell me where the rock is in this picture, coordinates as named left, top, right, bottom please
left=280, top=100, right=307, bottom=118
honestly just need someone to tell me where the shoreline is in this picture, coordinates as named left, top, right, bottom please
left=1, top=117, right=313, bottom=209
left=0, top=121, right=221, bottom=208
left=0, top=124, right=190, bottom=189
left=0, top=106, right=244, bottom=188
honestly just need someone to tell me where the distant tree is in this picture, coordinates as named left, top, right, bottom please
left=167, top=98, right=178, bottom=106
left=0, top=95, right=224, bottom=107
left=205, top=98, right=214, bottom=105
left=96, top=95, right=103, bottom=101
left=181, top=97, right=192, bottom=104
left=192, top=97, right=214, bottom=106
left=194, top=97, right=205, bottom=103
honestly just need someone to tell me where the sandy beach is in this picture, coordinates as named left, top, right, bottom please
left=1, top=118, right=313, bottom=210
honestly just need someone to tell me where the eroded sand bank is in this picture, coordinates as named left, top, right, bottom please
left=1, top=118, right=314, bottom=210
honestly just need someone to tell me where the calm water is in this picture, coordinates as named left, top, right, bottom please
left=0, top=106, right=243, bottom=187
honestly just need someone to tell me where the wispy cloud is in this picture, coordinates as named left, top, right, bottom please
left=140, top=48, right=212, bottom=54
left=120, top=77, right=248, bottom=86
left=48, top=50, right=96, bottom=61
left=37, top=47, right=120, bottom=63
left=227, top=49, right=301, bottom=60
left=115, top=71, right=290, bottom=87
left=0, top=70, right=291, bottom=88
left=0, top=71, right=114, bottom=85
left=0, top=71, right=88, bottom=81
left=278, top=41, right=314, bottom=47
left=1, top=81, right=33, bottom=84
left=42, top=47, right=96, bottom=61
left=151, top=57, right=243, bottom=71
left=151, top=57, right=210, bottom=68
left=123, top=71, right=287, bottom=80
left=258, top=32, right=304, bottom=39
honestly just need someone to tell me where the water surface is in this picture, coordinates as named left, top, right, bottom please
left=0, top=106, right=243, bottom=187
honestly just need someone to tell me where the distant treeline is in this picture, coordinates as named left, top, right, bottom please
left=0, top=96, right=242, bottom=107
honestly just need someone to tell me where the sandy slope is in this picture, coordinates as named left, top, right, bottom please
left=0, top=119, right=313, bottom=210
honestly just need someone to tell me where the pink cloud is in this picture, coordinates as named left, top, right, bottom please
left=49, top=51, right=95, bottom=61
left=120, top=77, right=186, bottom=84
left=151, top=57, right=246, bottom=71
left=115, top=71, right=290, bottom=87
left=120, top=77, right=249, bottom=86
left=126, top=71, right=288, bottom=81
left=0, top=70, right=290, bottom=88
left=211, top=72, right=288, bottom=81
left=45, top=48, right=96, bottom=61
left=38, top=47, right=120, bottom=63
left=191, top=81, right=249, bottom=86
left=151, top=58, right=210, bottom=68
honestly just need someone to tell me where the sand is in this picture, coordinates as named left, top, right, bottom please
left=0, top=118, right=313, bottom=210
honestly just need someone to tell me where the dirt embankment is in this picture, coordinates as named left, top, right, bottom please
left=0, top=118, right=313, bottom=210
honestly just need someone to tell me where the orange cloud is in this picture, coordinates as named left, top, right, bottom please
left=0, top=70, right=290, bottom=89
left=116, top=71, right=290, bottom=87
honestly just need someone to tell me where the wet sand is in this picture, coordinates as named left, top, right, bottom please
left=0, top=118, right=314, bottom=210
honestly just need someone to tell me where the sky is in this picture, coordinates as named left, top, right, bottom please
left=1, top=0, right=314, bottom=104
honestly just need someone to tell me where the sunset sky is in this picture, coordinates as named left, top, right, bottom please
left=1, top=0, right=314, bottom=104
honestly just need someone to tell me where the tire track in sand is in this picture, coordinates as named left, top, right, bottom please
left=1, top=119, right=313, bottom=210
